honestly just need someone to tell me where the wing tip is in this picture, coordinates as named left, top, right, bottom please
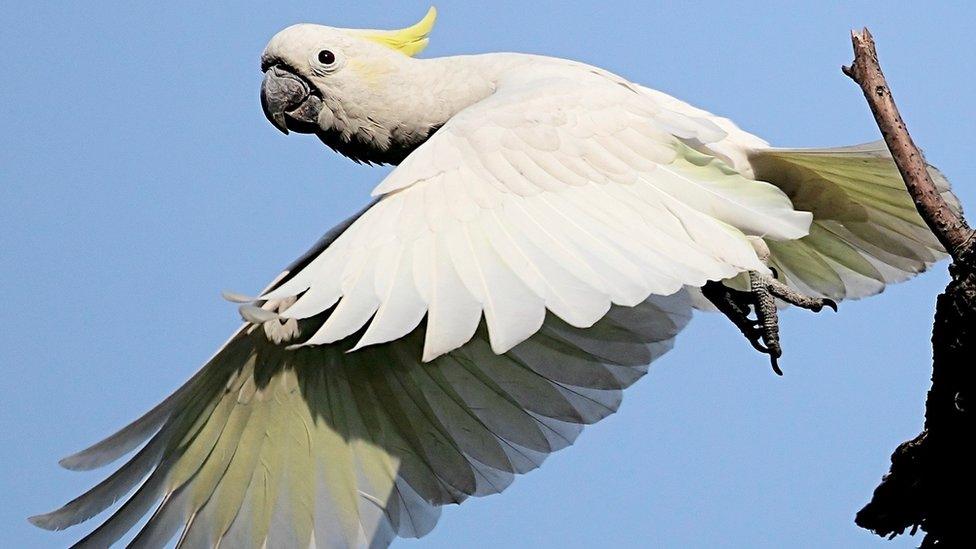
left=27, top=512, right=63, bottom=532
left=58, top=453, right=99, bottom=472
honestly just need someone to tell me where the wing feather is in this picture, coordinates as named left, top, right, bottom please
left=36, top=286, right=691, bottom=547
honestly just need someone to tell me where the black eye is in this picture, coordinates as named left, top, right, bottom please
left=317, top=50, right=336, bottom=65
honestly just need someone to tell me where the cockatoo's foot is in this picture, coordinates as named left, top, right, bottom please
left=751, top=271, right=838, bottom=314
left=701, top=281, right=770, bottom=353
left=703, top=271, right=837, bottom=375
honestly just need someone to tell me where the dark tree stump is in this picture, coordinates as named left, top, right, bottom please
left=856, top=264, right=975, bottom=546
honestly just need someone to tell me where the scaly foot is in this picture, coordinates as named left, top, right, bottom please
left=703, top=270, right=837, bottom=375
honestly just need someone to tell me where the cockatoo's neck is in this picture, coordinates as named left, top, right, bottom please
left=321, top=53, right=532, bottom=165
left=397, top=56, right=499, bottom=129
left=407, top=53, right=542, bottom=114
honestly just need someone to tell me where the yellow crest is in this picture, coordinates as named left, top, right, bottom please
left=352, top=7, right=438, bottom=57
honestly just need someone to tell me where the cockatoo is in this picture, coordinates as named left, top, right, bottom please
left=33, top=7, right=961, bottom=548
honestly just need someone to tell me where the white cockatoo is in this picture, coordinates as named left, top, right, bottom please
left=33, top=7, right=960, bottom=548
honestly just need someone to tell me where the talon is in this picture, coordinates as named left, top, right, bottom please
left=749, top=338, right=769, bottom=354
left=807, top=298, right=838, bottom=313
left=770, top=355, right=783, bottom=376
left=769, top=266, right=779, bottom=279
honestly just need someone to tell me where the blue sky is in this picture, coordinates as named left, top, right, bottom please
left=2, top=2, right=972, bottom=547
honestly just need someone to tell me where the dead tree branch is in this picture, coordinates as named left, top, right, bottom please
left=842, top=29, right=975, bottom=260
left=842, top=28, right=976, bottom=547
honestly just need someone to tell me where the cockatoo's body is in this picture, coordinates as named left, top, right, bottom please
left=34, top=8, right=961, bottom=548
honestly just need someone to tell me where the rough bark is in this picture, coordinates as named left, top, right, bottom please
left=842, top=29, right=976, bottom=547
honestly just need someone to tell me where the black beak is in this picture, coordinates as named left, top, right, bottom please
left=260, top=66, right=320, bottom=135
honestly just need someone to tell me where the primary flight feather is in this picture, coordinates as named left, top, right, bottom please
left=33, top=7, right=961, bottom=547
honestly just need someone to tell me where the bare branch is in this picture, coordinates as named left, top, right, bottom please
left=842, top=28, right=975, bottom=261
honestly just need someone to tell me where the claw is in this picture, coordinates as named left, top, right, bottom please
left=748, top=336, right=769, bottom=354
left=806, top=298, right=838, bottom=313
left=770, top=355, right=783, bottom=376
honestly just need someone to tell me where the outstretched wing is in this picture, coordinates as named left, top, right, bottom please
left=31, top=272, right=691, bottom=547
left=261, top=67, right=811, bottom=361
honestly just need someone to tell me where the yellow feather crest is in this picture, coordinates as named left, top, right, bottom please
left=352, top=7, right=437, bottom=57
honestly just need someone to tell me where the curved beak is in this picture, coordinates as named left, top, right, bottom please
left=260, top=66, right=322, bottom=135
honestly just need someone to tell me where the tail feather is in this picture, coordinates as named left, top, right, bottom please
left=749, top=141, right=961, bottom=300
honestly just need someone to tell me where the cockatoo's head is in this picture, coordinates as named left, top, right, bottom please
left=260, top=7, right=443, bottom=164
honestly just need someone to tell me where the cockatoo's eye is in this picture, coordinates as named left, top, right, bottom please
left=317, top=50, right=336, bottom=65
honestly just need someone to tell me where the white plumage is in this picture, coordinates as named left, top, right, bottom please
left=32, top=7, right=961, bottom=548
left=262, top=65, right=811, bottom=360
